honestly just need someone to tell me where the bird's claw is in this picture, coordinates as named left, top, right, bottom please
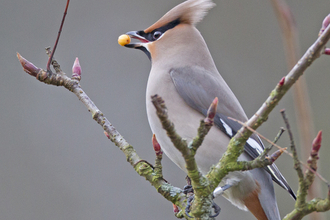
left=183, top=185, right=194, bottom=194
left=185, top=195, right=194, bottom=218
left=185, top=194, right=221, bottom=218
left=210, top=200, right=221, bottom=218
left=184, top=177, right=222, bottom=218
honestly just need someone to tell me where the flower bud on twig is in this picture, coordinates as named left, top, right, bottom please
left=17, top=53, right=41, bottom=77
left=279, top=77, right=285, bottom=86
left=152, top=134, right=162, bottom=157
left=72, top=57, right=81, bottom=81
left=205, top=97, right=218, bottom=125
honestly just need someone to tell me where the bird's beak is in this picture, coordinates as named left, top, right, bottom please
left=124, top=31, right=149, bottom=48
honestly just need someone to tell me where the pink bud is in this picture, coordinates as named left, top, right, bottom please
left=319, top=14, right=330, bottom=36
left=17, top=53, right=41, bottom=77
left=104, top=131, right=110, bottom=139
left=152, top=134, right=162, bottom=156
left=322, top=14, right=330, bottom=31
left=312, top=130, right=322, bottom=153
left=172, top=204, right=179, bottom=213
left=72, top=57, right=81, bottom=80
left=205, top=97, right=218, bottom=124
left=279, top=77, right=285, bottom=86
left=324, top=48, right=330, bottom=55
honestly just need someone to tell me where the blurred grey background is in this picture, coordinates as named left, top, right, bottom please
left=1, top=0, right=330, bottom=219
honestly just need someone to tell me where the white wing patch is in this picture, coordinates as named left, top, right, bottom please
left=246, top=138, right=264, bottom=155
left=220, top=118, right=233, bottom=136
left=247, top=137, right=288, bottom=189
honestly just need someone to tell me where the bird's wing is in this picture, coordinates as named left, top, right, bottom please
left=170, top=66, right=296, bottom=199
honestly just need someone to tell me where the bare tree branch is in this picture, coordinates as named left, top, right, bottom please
left=151, top=94, right=215, bottom=219
left=283, top=131, right=330, bottom=220
left=270, top=2, right=320, bottom=216
left=207, top=17, right=330, bottom=198
left=17, top=6, right=330, bottom=219
left=17, top=53, right=189, bottom=215
left=230, top=116, right=329, bottom=185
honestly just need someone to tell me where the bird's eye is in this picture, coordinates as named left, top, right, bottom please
left=153, top=31, right=162, bottom=40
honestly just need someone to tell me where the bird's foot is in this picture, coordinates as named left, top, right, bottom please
left=185, top=194, right=194, bottom=218
left=210, top=200, right=221, bottom=218
left=184, top=195, right=221, bottom=218
left=183, top=184, right=194, bottom=194
left=184, top=177, right=224, bottom=218
left=183, top=176, right=194, bottom=194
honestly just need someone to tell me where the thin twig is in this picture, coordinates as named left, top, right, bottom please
left=190, top=97, right=218, bottom=153
left=261, top=127, right=286, bottom=159
left=280, top=109, right=308, bottom=209
left=46, top=0, right=70, bottom=72
left=283, top=131, right=330, bottom=220
left=280, top=109, right=304, bottom=180
left=151, top=95, right=188, bottom=154
left=228, top=117, right=329, bottom=185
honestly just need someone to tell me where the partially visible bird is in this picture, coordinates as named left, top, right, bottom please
left=120, top=0, right=295, bottom=219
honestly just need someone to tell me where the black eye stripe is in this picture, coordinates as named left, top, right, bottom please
left=152, top=19, right=180, bottom=34
left=139, top=18, right=181, bottom=42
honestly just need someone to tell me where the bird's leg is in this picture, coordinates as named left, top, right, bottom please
left=207, top=184, right=233, bottom=218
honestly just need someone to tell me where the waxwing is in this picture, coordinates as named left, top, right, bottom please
left=121, top=0, right=295, bottom=219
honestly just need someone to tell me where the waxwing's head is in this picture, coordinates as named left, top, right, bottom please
left=120, top=0, right=215, bottom=60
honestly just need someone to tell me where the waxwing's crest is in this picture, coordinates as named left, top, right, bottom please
left=144, top=0, right=215, bottom=33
